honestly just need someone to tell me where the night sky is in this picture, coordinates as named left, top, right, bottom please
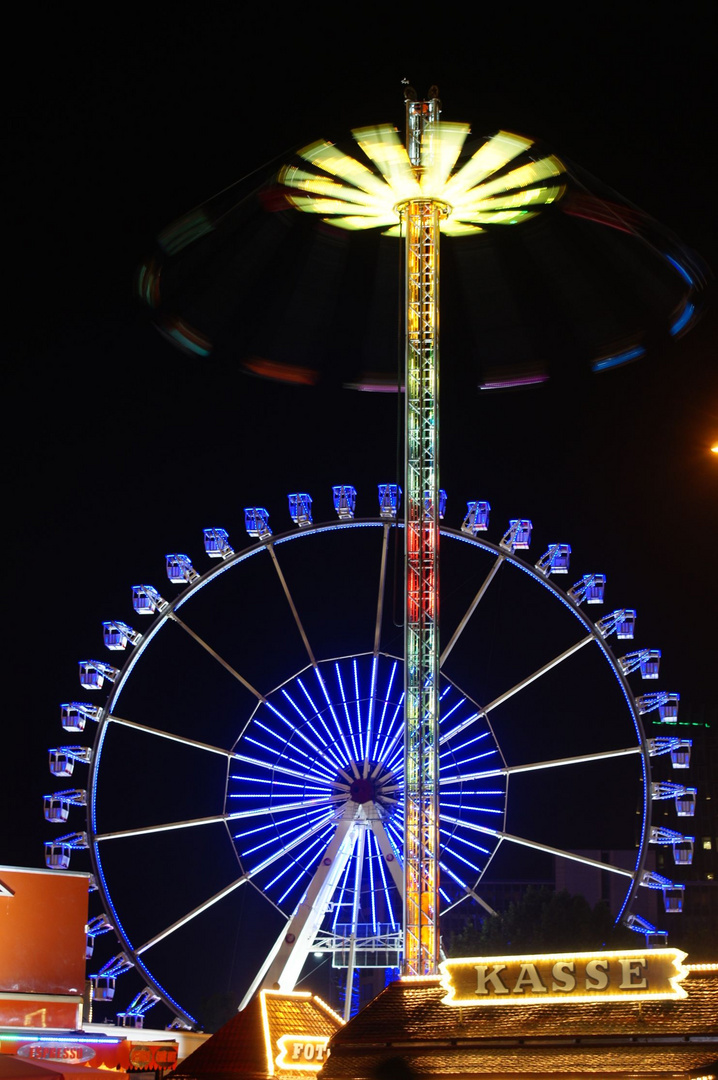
left=5, top=8, right=717, bottom=1027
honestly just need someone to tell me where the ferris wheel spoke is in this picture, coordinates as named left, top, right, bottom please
left=373, top=703, right=405, bottom=776
left=385, top=742, right=404, bottom=776
left=367, top=810, right=404, bottom=895
left=442, top=830, right=494, bottom=862
left=248, top=809, right=343, bottom=878
left=482, top=633, right=594, bottom=715
left=439, top=712, right=483, bottom=746
left=366, top=826, right=400, bottom=931
left=241, top=809, right=336, bottom=861
left=95, top=813, right=242, bottom=842
left=293, top=678, right=354, bottom=779
left=441, top=814, right=635, bottom=879
left=368, top=831, right=401, bottom=929
left=441, top=840, right=487, bottom=875
left=268, top=825, right=339, bottom=903
left=439, top=745, right=642, bottom=785
left=235, top=722, right=342, bottom=780
left=438, top=692, right=481, bottom=746
left=440, top=553, right=505, bottom=667
left=499, top=832, right=636, bottom=878
left=262, top=698, right=348, bottom=777
left=441, top=748, right=498, bottom=774
left=438, top=873, right=497, bottom=917
left=313, top=667, right=361, bottom=779
left=437, top=857, right=476, bottom=896
left=231, top=752, right=343, bottom=787
left=334, top=663, right=362, bottom=763
left=233, top=805, right=332, bottom=845
left=136, top=873, right=251, bottom=956
left=235, top=783, right=345, bottom=808
left=374, top=523, right=392, bottom=656
left=369, top=660, right=400, bottom=767
left=385, top=819, right=404, bottom=857
left=352, top=660, right=366, bottom=761
left=242, top=737, right=340, bottom=786
left=107, top=714, right=234, bottom=757
left=331, top=844, right=357, bottom=933
left=366, top=830, right=379, bottom=929
left=266, top=543, right=317, bottom=667
left=363, top=656, right=378, bottom=777
left=350, top=827, right=367, bottom=934
left=342, top=823, right=367, bottom=1018
left=225, top=794, right=344, bottom=818
left=168, top=613, right=266, bottom=701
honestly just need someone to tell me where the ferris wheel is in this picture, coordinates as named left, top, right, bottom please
left=138, top=94, right=707, bottom=982
left=43, top=485, right=696, bottom=1029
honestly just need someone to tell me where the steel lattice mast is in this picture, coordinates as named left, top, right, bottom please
left=277, top=90, right=566, bottom=979
left=401, top=92, right=444, bottom=974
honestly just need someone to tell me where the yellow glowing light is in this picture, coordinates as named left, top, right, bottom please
left=441, top=131, right=533, bottom=198
left=275, top=1035, right=330, bottom=1073
left=311, top=995, right=345, bottom=1027
left=419, top=122, right=471, bottom=194
left=400, top=974, right=442, bottom=984
left=440, top=948, right=688, bottom=1007
left=260, top=990, right=275, bottom=1078
left=711, top=444, right=718, bottom=454
left=259, top=989, right=344, bottom=1076
left=264, top=989, right=312, bottom=997
left=280, top=126, right=565, bottom=234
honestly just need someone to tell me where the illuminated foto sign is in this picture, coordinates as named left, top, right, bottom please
left=275, top=1035, right=331, bottom=1073
left=440, top=948, right=688, bottom=1007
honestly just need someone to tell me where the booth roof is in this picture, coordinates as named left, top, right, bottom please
left=320, top=969, right=718, bottom=1079
left=173, top=992, right=342, bottom=1080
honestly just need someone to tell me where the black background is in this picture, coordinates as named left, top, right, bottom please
left=4, top=4, right=717, bottom=1025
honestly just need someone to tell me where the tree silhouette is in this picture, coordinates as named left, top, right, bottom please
left=447, top=888, right=636, bottom=956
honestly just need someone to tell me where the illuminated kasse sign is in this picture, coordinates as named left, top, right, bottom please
left=440, top=948, right=688, bottom=1006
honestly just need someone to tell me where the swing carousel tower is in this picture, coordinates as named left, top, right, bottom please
left=279, top=86, right=566, bottom=974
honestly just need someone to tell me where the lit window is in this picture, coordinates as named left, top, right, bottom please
left=703, top=838, right=713, bottom=850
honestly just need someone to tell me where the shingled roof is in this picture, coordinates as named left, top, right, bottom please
left=173, top=991, right=343, bottom=1080
left=320, top=968, right=718, bottom=1079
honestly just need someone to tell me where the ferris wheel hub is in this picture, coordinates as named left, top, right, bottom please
left=341, top=760, right=395, bottom=813
left=349, top=776, right=374, bottom=803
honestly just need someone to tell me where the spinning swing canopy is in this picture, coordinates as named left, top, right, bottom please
left=138, top=118, right=706, bottom=392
